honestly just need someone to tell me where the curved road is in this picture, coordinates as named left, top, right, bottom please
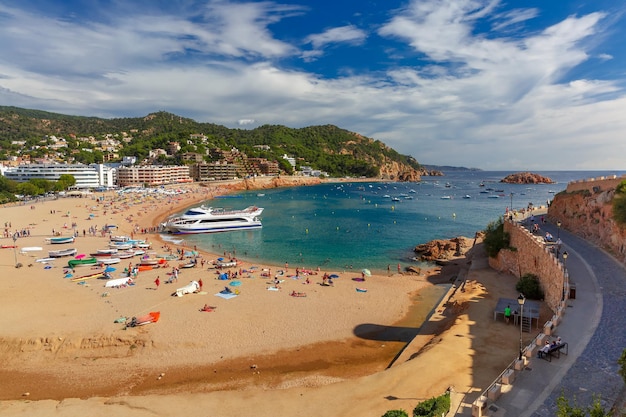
left=533, top=223, right=626, bottom=415
left=494, top=221, right=626, bottom=416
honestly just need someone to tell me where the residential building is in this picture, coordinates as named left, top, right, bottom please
left=116, top=165, right=192, bottom=186
left=3, top=163, right=101, bottom=189
left=190, top=161, right=240, bottom=181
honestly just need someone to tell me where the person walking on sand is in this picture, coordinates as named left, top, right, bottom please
left=198, top=278, right=203, bottom=291
left=154, top=276, right=160, bottom=289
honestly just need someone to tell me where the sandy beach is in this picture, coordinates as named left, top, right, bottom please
left=0, top=179, right=552, bottom=417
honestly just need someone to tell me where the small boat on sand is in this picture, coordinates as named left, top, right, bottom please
left=98, top=257, right=121, bottom=265
left=49, top=248, right=78, bottom=258
left=46, top=236, right=75, bottom=244
left=70, top=272, right=105, bottom=282
left=68, top=257, right=98, bottom=268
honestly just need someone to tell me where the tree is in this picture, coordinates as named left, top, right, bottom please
left=57, top=174, right=76, bottom=190
left=16, top=182, right=43, bottom=196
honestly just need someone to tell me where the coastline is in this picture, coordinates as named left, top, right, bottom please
left=0, top=177, right=544, bottom=417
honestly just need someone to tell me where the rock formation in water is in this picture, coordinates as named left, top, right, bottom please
left=501, top=172, right=554, bottom=184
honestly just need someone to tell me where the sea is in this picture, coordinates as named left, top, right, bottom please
left=163, top=171, right=624, bottom=274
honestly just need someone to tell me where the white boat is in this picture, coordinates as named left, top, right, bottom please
left=440, top=196, right=452, bottom=200
left=109, top=242, right=132, bottom=250
left=463, top=195, right=471, bottom=199
left=110, top=236, right=130, bottom=242
left=99, top=257, right=121, bottom=265
left=133, top=241, right=152, bottom=249
left=92, top=248, right=118, bottom=256
left=46, top=236, right=75, bottom=244
left=48, top=248, right=78, bottom=258
left=117, top=251, right=135, bottom=259
left=20, top=246, right=43, bottom=254
left=164, top=205, right=264, bottom=234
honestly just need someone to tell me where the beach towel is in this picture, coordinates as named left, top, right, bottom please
left=267, top=286, right=280, bottom=291
left=229, top=280, right=242, bottom=287
left=215, top=292, right=238, bottom=300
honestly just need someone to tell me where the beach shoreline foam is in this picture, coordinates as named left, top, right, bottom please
left=0, top=177, right=550, bottom=417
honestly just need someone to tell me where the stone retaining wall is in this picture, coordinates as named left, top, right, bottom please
left=488, top=219, right=568, bottom=312
left=566, top=174, right=625, bottom=194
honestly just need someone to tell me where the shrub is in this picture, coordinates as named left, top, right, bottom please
left=483, top=218, right=510, bottom=258
left=382, top=410, right=409, bottom=417
left=516, top=274, right=544, bottom=300
left=413, top=392, right=450, bottom=417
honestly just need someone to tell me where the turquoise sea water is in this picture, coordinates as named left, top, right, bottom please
left=164, top=171, right=624, bottom=274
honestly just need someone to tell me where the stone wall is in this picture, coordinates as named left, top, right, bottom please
left=488, top=219, right=568, bottom=312
left=566, top=174, right=625, bottom=194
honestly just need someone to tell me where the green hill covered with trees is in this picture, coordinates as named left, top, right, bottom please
left=0, top=106, right=423, bottom=178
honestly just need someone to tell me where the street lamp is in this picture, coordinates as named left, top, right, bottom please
left=562, top=251, right=569, bottom=300
left=556, top=220, right=562, bottom=239
left=517, top=293, right=526, bottom=360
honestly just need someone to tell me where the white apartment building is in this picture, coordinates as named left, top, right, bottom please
left=2, top=163, right=117, bottom=189
left=3, top=164, right=100, bottom=189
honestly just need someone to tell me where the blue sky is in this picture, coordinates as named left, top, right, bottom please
left=1, top=0, right=625, bottom=170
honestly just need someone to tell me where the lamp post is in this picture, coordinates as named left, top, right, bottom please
left=517, top=293, right=526, bottom=360
left=12, top=233, right=18, bottom=268
left=556, top=220, right=561, bottom=239
left=562, top=251, right=569, bottom=301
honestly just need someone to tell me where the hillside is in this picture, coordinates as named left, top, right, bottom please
left=0, top=106, right=431, bottom=180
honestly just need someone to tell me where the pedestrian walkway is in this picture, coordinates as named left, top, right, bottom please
left=452, top=220, right=626, bottom=416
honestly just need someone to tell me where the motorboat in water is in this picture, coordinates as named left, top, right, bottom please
left=164, top=205, right=264, bottom=234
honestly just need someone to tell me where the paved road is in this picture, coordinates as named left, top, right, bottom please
left=493, top=221, right=626, bottom=416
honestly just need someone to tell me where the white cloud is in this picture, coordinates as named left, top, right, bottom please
left=238, top=118, right=256, bottom=125
left=305, top=25, right=367, bottom=49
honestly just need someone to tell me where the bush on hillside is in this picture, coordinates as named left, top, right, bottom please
left=483, top=218, right=510, bottom=258
left=516, top=274, right=544, bottom=300
left=612, top=181, right=626, bottom=226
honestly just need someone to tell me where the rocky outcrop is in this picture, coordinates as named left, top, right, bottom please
left=378, top=158, right=422, bottom=182
left=413, top=237, right=474, bottom=262
left=501, top=172, right=554, bottom=184
left=549, top=185, right=626, bottom=263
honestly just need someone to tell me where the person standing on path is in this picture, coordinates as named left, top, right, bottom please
left=504, top=305, right=511, bottom=323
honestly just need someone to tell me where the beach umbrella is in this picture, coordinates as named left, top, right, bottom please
left=75, top=254, right=86, bottom=259
left=217, top=257, right=224, bottom=261
left=329, top=274, right=340, bottom=279
left=361, top=268, right=372, bottom=277
left=105, top=266, right=116, bottom=272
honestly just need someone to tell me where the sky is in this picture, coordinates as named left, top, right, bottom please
left=0, top=0, right=625, bottom=170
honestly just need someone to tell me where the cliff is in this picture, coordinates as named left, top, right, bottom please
left=549, top=183, right=626, bottom=264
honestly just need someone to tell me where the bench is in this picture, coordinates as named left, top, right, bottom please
left=538, top=342, right=568, bottom=362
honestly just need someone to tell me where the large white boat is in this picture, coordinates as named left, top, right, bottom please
left=164, top=205, right=264, bottom=234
